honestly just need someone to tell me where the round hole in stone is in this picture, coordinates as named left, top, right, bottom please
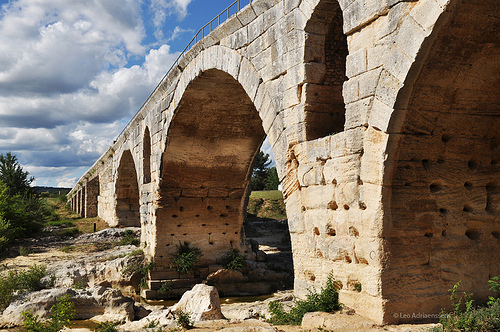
left=349, top=226, right=359, bottom=237
left=424, top=232, right=433, bottom=238
left=359, top=202, right=367, bottom=210
left=220, top=213, right=228, bottom=218
left=226, top=205, right=232, bottom=211
left=464, top=182, right=473, bottom=190
left=439, top=208, right=448, bottom=214
left=404, top=182, right=411, bottom=186
left=492, top=232, right=500, bottom=239
left=176, top=224, right=181, bottom=227
left=463, top=205, right=473, bottom=213
left=345, top=256, right=352, bottom=264
left=301, top=206, right=306, bottom=211
left=430, top=182, right=444, bottom=193
left=465, top=229, right=481, bottom=241
left=492, top=160, right=499, bottom=165
left=201, top=224, right=206, bottom=227
left=234, top=232, right=238, bottom=235
left=166, top=244, right=170, bottom=247
left=209, top=242, right=214, bottom=245
left=222, top=232, right=226, bottom=235
left=327, top=227, right=336, bottom=236
left=422, top=159, right=430, bottom=170
left=196, top=214, right=200, bottom=218
left=328, top=201, right=338, bottom=210
left=171, top=234, right=175, bottom=236
left=441, top=134, right=452, bottom=143
left=442, top=230, right=447, bottom=237
left=313, top=227, right=320, bottom=235
left=468, top=159, right=478, bottom=171
left=225, top=223, right=229, bottom=226
left=182, top=233, right=187, bottom=236
left=207, top=206, right=213, bottom=211
left=179, top=206, right=184, bottom=212
left=332, top=179, right=337, bottom=185
left=437, top=158, right=445, bottom=164
left=172, top=215, right=178, bottom=218
left=344, top=204, right=350, bottom=210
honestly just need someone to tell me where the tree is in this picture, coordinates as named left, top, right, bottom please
left=250, top=151, right=271, bottom=191
left=0, top=152, right=34, bottom=196
left=264, top=167, right=279, bottom=190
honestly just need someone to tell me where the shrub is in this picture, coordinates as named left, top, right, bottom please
left=118, top=229, right=139, bottom=246
left=121, top=251, right=155, bottom=290
left=94, top=321, right=120, bottom=332
left=176, top=309, right=193, bottom=329
left=23, top=294, right=74, bottom=332
left=170, top=242, right=202, bottom=276
left=220, top=249, right=244, bottom=272
left=0, top=265, right=51, bottom=310
left=436, top=278, right=500, bottom=331
left=268, top=271, right=342, bottom=325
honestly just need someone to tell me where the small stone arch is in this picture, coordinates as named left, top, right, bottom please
left=382, top=0, right=500, bottom=322
left=302, top=0, right=348, bottom=140
left=115, top=149, right=140, bottom=227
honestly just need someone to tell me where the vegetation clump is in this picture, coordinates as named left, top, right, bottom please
left=94, top=321, right=120, bottom=332
left=435, top=277, right=500, bottom=332
left=121, top=250, right=155, bottom=289
left=176, top=309, right=193, bottom=329
left=220, top=249, right=245, bottom=272
left=170, top=242, right=202, bottom=276
left=267, top=271, right=342, bottom=325
left=118, top=229, right=140, bottom=246
left=0, top=265, right=52, bottom=310
left=22, top=294, right=74, bottom=332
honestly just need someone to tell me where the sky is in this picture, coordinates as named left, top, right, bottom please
left=0, top=0, right=271, bottom=188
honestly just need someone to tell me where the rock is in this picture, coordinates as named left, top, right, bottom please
left=206, top=269, right=249, bottom=284
left=119, top=308, right=177, bottom=331
left=171, top=284, right=224, bottom=322
left=47, top=245, right=141, bottom=294
left=0, top=286, right=135, bottom=327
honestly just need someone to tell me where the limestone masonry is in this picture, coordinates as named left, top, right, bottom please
left=69, top=0, right=500, bottom=324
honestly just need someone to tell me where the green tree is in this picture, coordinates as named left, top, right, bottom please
left=264, top=166, right=279, bottom=190
left=0, top=152, right=34, bottom=196
left=250, top=151, right=271, bottom=191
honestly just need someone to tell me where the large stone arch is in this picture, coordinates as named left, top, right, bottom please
left=382, top=0, right=500, bottom=323
left=115, top=149, right=141, bottom=227
left=153, top=66, right=268, bottom=271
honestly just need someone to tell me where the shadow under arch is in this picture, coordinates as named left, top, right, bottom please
left=382, top=0, right=500, bottom=321
left=303, top=0, right=347, bottom=140
left=115, top=149, right=140, bottom=227
left=155, top=68, right=268, bottom=267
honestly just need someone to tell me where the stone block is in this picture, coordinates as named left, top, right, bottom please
left=409, top=0, right=445, bottom=32
left=343, top=0, right=389, bottom=34
left=297, top=162, right=325, bottom=187
left=374, top=69, right=403, bottom=109
left=301, top=184, right=336, bottom=210
left=346, top=48, right=367, bottom=78
left=236, top=3, right=257, bottom=26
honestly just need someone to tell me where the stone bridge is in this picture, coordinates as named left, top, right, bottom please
left=69, top=0, right=500, bottom=324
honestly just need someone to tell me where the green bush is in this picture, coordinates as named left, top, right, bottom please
left=436, top=278, right=500, bottom=332
left=118, top=229, right=139, bottom=246
left=220, top=249, right=244, bottom=272
left=121, top=251, right=155, bottom=290
left=170, top=242, right=202, bottom=276
left=268, top=271, right=342, bottom=325
left=0, top=265, right=51, bottom=310
left=94, top=321, right=120, bottom=332
left=176, top=309, right=193, bottom=329
left=23, top=294, right=74, bottom=332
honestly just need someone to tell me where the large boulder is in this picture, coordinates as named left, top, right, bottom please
left=0, top=286, right=135, bottom=327
left=171, top=284, right=224, bottom=322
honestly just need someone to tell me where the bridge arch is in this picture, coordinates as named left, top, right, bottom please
left=115, top=149, right=141, bottom=227
left=154, top=66, right=268, bottom=268
left=382, top=0, right=500, bottom=322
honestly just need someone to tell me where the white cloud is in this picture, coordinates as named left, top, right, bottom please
left=0, top=0, right=185, bottom=187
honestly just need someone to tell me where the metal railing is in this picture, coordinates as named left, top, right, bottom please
left=115, top=0, right=254, bottom=142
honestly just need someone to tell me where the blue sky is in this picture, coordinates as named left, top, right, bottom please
left=0, top=0, right=270, bottom=188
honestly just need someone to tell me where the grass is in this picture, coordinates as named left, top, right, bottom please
left=249, top=190, right=283, bottom=200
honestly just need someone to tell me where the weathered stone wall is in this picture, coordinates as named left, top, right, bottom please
left=68, top=0, right=499, bottom=324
